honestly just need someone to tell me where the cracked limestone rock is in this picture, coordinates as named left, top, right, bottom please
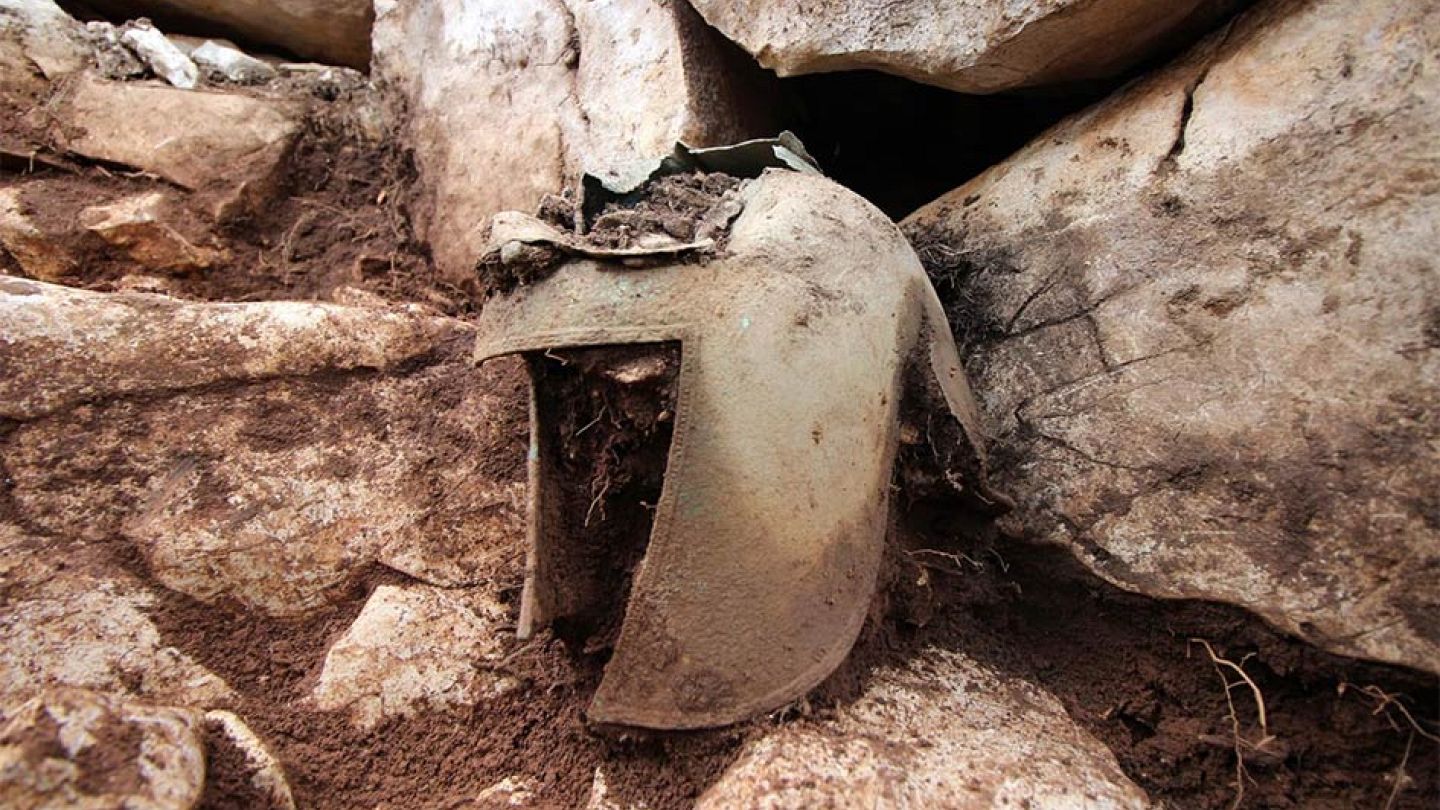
left=371, top=0, right=775, bottom=283
left=311, top=585, right=518, bottom=728
left=903, top=0, right=1440, bottom=674
left=83, top=0, right=372, bottom=69
left=0, top=689, right=206, bottom=810
left=0, top=523, right=235, bottom=708
left=698, top=649, right=1151, bottom=809
left=686, top=0, right=1239, bottom=94
left=1, top=279, right=528, bottom=617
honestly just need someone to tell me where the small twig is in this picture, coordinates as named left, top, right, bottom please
left=574, top=407, right=606, bottom=438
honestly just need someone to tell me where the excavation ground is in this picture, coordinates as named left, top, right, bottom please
left=102, top=344, right=1436, bottom=810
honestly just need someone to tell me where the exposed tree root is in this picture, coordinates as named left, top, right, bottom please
left=1191, top=638, right=1277, bottom=810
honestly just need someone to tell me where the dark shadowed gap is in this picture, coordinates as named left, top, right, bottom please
left=769, top=0, right=1261, bottom=221
left=777, top=72, right=1112, bottom=220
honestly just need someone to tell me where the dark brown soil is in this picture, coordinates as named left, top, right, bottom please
left=876, top=495, right=1440, bottom=810
left=201, top=720, right=283, bottom=810
left=528, top=344, right=679, bottom=653
left=477, top=172, right=742, bottom=300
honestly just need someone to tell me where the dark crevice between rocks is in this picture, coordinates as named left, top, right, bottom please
left=772, top=1, right=1263, bottom=222
left=776, top=71, right=1108, bottom=220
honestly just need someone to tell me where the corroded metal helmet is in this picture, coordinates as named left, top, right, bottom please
left=474, top=142, right=993, bottom=730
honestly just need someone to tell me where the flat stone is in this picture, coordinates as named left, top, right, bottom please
left=2, top=281, right=527, bottom=617
left=312, top=585, right=518, bottom=728
left=81, top=191, right=226, bottom=273
left=903, top=0, right=1440, bottom=674
left=55, top=73, right=300, bottom=213
left=698, top=649, right=1151, bottom=808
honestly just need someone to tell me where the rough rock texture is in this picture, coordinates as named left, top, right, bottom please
left=0, top=0, right=87, bottom=97
left=83, top=0, right=373, bottom=69
left=1, top=279, right=528, bottom=616
left=371, top=0, right=774, bottom=282
left=204, top=710, right=298, bottom=810
left=698, top=649, right=1151, bottom=808
left=80, top=191, right=226, bottom=273
left=903, top=0, right=1440, bottom=674
left=0, top=689, right=206, bottom=809
left=686, top=0, right=1239, bottom=93
left=0, top=523, right=235, bottom=707
left=53, top=73, right=300, bottom=215
left=0, top=187, right=74, bottom=280
left=311, top=585, right=517, bottom=728
left=119, top=19, right=198, bottom=88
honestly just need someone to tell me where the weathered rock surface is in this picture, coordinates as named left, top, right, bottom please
left=372, top=0, right=773, bottom=282
left=699, top=649, right=1150, bottom=808
left=53, top=73, right=300, bottom=214
left=1, top=279, right=528, bottom=616
left=80, top=191, right=226, bottom=273
left=0, top=689, right=206, bottom=809
left=0, top=0, right=87, bottom=97
left=687, top=0, right=1238, bottom=93
left=0, top=187, right=75, bottom=281
left=903, top=0, right=1440, bottom=673
left=83, top=0, right=373, bottom=69
left=311, top=585, right=517, bottom=728
left=0, top=523, right=235, bottom=707
left=191, top=38, right=276, bottom=84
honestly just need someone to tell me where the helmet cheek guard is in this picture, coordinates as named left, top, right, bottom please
left=474, top=170, right=991, bottom=730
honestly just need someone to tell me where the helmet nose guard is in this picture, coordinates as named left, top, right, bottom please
left=473, top=170, right=990, bottom=730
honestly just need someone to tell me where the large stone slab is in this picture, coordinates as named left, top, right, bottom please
left=53, top=73, right=300, bottom=214
left=371, top=0, right=772, bottom=282
left=698, top=649, right=1151, bottom=809
left=903, top=0, right=1440, bottom=673
left=1, top=279, right=528, bottom=617
left=83, top=0, right=372, bottom=69
left=686, top=0, right=1239, bottom=93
